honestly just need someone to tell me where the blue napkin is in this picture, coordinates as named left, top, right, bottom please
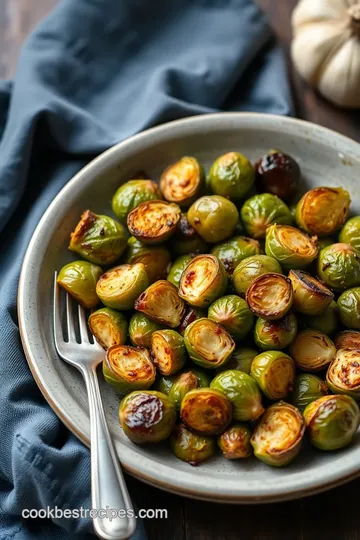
left=0, top=0, right=292, bottom=538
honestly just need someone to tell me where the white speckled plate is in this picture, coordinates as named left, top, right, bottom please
left=18, top=113, right=360, bottom=503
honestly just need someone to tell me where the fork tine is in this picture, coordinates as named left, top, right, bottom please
left=78, top=304, right=89, bottom=343
left=53, top=272, right=64, bottom=347
left=66, top=293, right=77, bottom=343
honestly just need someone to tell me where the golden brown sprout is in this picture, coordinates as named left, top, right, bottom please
left=134, top=280, right=185, bottom=328
left=289, top=270, right=334, bottom=316
left=218, top=424, right=252, bottom=459
left=103, top=345, right=156, bottom=395
left=326, top=349, right=360, bottom=399
left=246, top=273, right=293, bottom=320
left=150, top=329, right=187, bottom=375
left=160, top=156, right=205, bottom=207
left=290, top=329, right=336, bottom=372
left=96, top=263, right=148, bottom=310
left=127, top=200, right=181, bottom=244
left=180, top=388, right=232, bottom=435
left=334, top=330, right=360, bottom=351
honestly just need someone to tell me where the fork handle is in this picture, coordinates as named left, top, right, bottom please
left=82, top=367, right=136, bottom=540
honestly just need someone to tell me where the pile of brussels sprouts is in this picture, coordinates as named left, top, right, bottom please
left=57, top=150, right=360, bottom=468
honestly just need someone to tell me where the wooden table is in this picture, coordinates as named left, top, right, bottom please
left=2, top=1, right=360, bottom=539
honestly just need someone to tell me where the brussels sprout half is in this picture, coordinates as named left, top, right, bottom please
left=128, top=312, right=162, bottom=348
left=307, top=301, right=339, bottom=335
left=112, top=179, right=162, bottom=223
left=216, top=347, right=258, bottom=375
left=265, top=224, right=318, bottom=269
left=251, top=351, right=295, bottom=400
left=96, top=263, right=148, bottom=310
left=211, top=236, right=261, bottom=275
left=246, top=273, right=293, bottom=320
left=334, top=330, right=360, bottom=351
left=178, top=255, right=228, bottom=308
left=289, top=269, right=334, bottom=316
left=254, top=313, right=297, bottom=351
left=251, top=402, right=305, bottom=467
left=160, top=156, right=205, bottom=207
left=103, top=345, right=156, bottom=395
left=208, top=152, right=255, bottom=200
left=290, top=329, right=336, bottom=372
left=167, top=255, right=193, bottom=287
left=339, top=216, right=360, bottom=253
left=127, top=200, right=181, bottom=244
left=57, top=261, right=102, bottom=309
left=135, top=280, right=185, bottom=328
left=126, top=237, right=171, bottom=283
left=208, top=295, right=254, bottom=342
left=304, top=394, right=360, bottom=451
left=240, top=193, right=292, bottom=240
left=180, top=388, right=232, bottom=435
left=170, top=423, right=216, bottom=466
left=172, top=214, right=208, bottom=256
left=326, top=349, right=360, bottom=399
left=184, top=318, right=235, bottom=369
left=255, top=150, right=300, bottom=203
left=187, top=195, right=239, bottom=243
left=290, top=373, right=329, bottom=412
left=232, top=254, right=283, bottom=296
left=119, top=390, right=176, bottom=444
left=296, top=187, right=350, bottom=236
left=88, top=308, right=127, bottom=350
left=218, top=424, right=252, bottom=460
left=151, top=329, right=187, bottom=376
left=338, top=287, right=360, bottom=329
left=317, top=244, right=360, bottom=291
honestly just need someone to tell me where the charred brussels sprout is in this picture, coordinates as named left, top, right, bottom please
left=151, top=329, right=187, bottom=375
left=69, top=210, right=128, bottom=265
left=172, top=214, right=208, bottom=256
left=307, top=301, right=339, bottom=335
left=334, top=330, right=360, bottom=350
left=170, top=423, right=216, bottom=466
left=265, top=224, right=318, bottom=269
left=177, top=306, right=206, bottom=336
left=232, top=254, right=283, bottom=296
left=127, top=200, right=181, bottom=244
left=240, top=193, right=292, bottom=240
left=211, top=236, right=261, bottom=275
left=208, top=295, right=254, bottom=341
left=187, top=195, right=239, bottom=243
left=208, top=152, right=255, bottom=200
left=153, top=374, right=177, bottom=395
left=167, top=255, right=193, bottom=287
left=128, top=312, right=162, bottom=348
left=169, top=371, right=200, bottom=410
left=119, top=390, right=176, bottom=444
left=135, top=280, right=185, bottom=328
left=251, top=402, right=305, bottom=467
left=290, top=329, right=336, bottom=371
left=57, top=261, right=102, bottom=309
left=112, top=179, right=162, bottom=223
left=296, top=187, right=350, bottom=236
left=291, top=373, right=328, bottom=412
left=218, top=424, right=252, bottom=459
left=251, top=351, right=295, bottom=400
left=255, top=150, right=300, bottom=203
left=246, top=273, right=293, bottom=320
left=88, top=308, right=127, bottom=349
left=103, top=345, right=156, bottom=394
left=180, top=388, right=232, bottom=435
left=126, top=237, right=171, bottom=283
left=326, top=349, right=360, bottom=399
left=178, top=255, right=228, bottom=308
left=96, top=263, right=148, bottom=310
left=184, top=318, right=235, bottom=369
left=254, top=313, right=297, bottom=351
left=289, top=270, right=334, bottom=316
left=317, top=244, right=360, bottom=291
left=338, top=287, right=360, bottom=329
left=304, top=395, right=360, bottom=451
left=217, top=347, right=257, bottom=375
left=339, top=216, right=360, bottom=253
left=210, top=370, right=264, bottom=421
left=160, top=156, right=205, bottom=207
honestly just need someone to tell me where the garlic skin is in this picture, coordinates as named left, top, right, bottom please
left=291, top=0, right=360, bottom=108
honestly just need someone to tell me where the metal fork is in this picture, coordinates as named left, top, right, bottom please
left=53, top=272, right=136, bottom=540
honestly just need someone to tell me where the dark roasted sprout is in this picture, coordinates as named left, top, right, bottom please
left=241, top=193, right=292, bottom=239
left=187, top=195, right=239, bottom=243
left=326, top=349, right=360, bottom=399
left=246, top=273, right=293, bottom=320
left=218, top=424, right=252, bottom=459
left=334, top=330, right=360, bottom=350
left=112, top=179, right=162, bottom=223
left=211, top=236, right=261, bottom=275
left=135, top=280, right=185, bottom=328
left=265, top=224, right=318, bottom=269
left=290, top=329, right=336, bottom=372
left=306, top=301, right=339, bottom=335
left=232, top=254, right=283, bottom=296
left=103, top=345, right=156, bottom=395
left=127, top=200, right=181, bottom=244
left=96, top=263, right=148, bottom=310
left=177, top=306, right=206, bottom=335
left=290, top=373, right=328, bottom=412
left=255, top=150, right=300, bottom=202
left=170, top=423, right=216, bottom=466
left=254, top=313, right=297, bottom=351
left=337, top=287, right=360, bottom=329
left=289, top=270, right=334, bottom=316
left=251, top=351, right=295, bottom=400
left=172, top=214, right=208, bottom=256
left=216, top=347, right=257, bottom=374
left=296, top=187, right=350, bottom=236
left=57, top=261, right=102, bottom=309
left=126, top=236, right=171, bottom=283
left=151, top=329, right=187, bottom=375
left=339, top=216, right=360, bottom=252
left=208, top=295, right=254, bottom=341
left=167, top=255, right=193, bottom=287
left=88, top=308, right=127, bottom=349
left=208, top=152, right=254, bottom=200
left=184, top=318, right=235, bottom=369
left=317, top=244, right=360, bottom=291
left=180, top=388, right=232, bottom=435
left=128, top=312, right=162, bottom=348
left=160, top=156, right=205, bottom=207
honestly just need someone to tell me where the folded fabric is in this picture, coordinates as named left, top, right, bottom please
left=0, top=0, right=292, bottom=538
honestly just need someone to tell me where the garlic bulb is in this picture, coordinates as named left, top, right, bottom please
left=291, top=0, right=360, bottom=108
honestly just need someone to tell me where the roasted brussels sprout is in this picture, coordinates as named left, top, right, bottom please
left=232, top=254, right=283, bottom=296
left=291, top=373, right=329, bottom=412
left=180, top=388, right=232, bottom=435
left=246, top=273, right=293, bottom=320
left=216, top=347, right=257, bottom=375
left=317, top=244, right=360, bottom=291
left=167, top=255, right=193, bottom=287
left=126, top=237, right=171, bottom=283
left=326, top=349, right=360, bottom=399
left=208, top=152, right=255, bottom=200
left=290, top=329, right=336, bottom=371
left=289, top=269, right=334, bottom=316
left=177, top=306, right=206, bottom=336
left=241, top=193, right=292, bottom=239
left=160, top=156, right=205, bottom=207
left=307, top=301, right=339, bottom=335
left=265, top=224, right=318, bottom=269
left=251, top=351, right=295, bottom=400
left=255, top=150, right=300, bottom=203
left=251, top=402, right=305, bottom=467
left=334, top=330, right=360, bottom=350
left=57, top=260, right=102, bottom=309
left=211, top=236, right=261, bottom=275
left=172, top=214, right=208, bottom=256
left=119, top=390, right=176, bottom=444
left=170, top=423, right=216, bottom=465
left=96, top=263, right=148, bottom=310
left=304, top=394, right=360, bottom=451
left=127, top=200, right=181, bottom=244
left=88, top=308, right=127, bottom=349
left=69, top=210, right=128, bottom=265
left=338, top=287, right=360, bottom=329
left=254, top=313, right=297, bottom=351
left=151, top=329, right=187, bottom=375
left=112, top=179, right=162, bottom=223
left=153, top=374, right=177, bottom=395
left=134, top=280, right=185, bottom=328
left=210, top=370, right=264, bottom=421
left=339, top=216, right=360, bottom=253
left=296, top=187, right=350, bottom=236
left=187, top=195, right=239, bottom=243
left=208, top=295, right=254, bottom=341
left=218, top=424, right=252, bottom=459
left=169, top=371, right=200, bottom=410
left=184, top=318, right=235, bottom=369
left=103, top=345, right=156, bottom=394
left=128, top=312, right=162, bottom=348
left=178, top=255, right=228, bottom=308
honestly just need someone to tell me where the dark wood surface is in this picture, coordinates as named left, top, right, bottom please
left=3, top=1, right=360, bottom=539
